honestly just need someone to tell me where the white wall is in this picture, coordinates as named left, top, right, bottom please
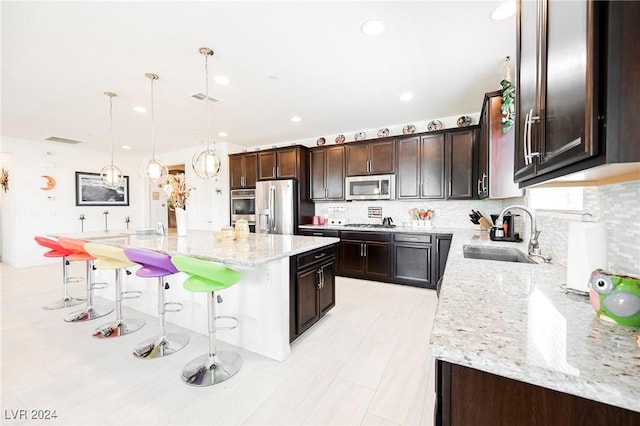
left=0, top=137, right=231, bottom=268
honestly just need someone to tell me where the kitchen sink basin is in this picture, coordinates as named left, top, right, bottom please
left=462, top=245, right=536, bottom=264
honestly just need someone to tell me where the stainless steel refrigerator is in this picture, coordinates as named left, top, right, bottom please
left=255, top=179, right=299, bottom=235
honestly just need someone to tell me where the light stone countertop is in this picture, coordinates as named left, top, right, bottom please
left=56, top=230, right=339, bottom=267
left=299, top=224, right=457, bottom=234
left=429, top=229, right=640, bottom=413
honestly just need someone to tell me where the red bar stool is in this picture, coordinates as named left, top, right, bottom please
left=124, top=248, right=189, bottom=358
left=34, top=236, right=84, bottom=310
left=58, top=237, right=113, bottom=322
left=84, top=242, right=145, bottom=338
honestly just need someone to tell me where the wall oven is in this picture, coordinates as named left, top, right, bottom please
left=230, top=189, right=255, bottom=229
left=345, top=174, right=395, bottom=200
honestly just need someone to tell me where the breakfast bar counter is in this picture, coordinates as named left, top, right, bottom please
left=430, top=229, right=640, bottom=420
left=57, top=230, right=339, bottom=361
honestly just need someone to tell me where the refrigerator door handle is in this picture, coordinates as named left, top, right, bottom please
left=269, top=186, right=276, bottom=231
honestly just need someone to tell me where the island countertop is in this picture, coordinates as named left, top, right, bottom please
left=55, top=230, right=340, bottom=267
left=429, top=229, right=640, bottom=413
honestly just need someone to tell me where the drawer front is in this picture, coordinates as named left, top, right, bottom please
left=299, top=229, right=340, bottom=238
left=394, top=233, right=432, bottom=244
left=340, top=231, right=391, bottom=242
left=297, top=245, right=336, bottom=269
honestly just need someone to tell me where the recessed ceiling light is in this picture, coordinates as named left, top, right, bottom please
left=214, top=75, right=230, bottom=86
left=291, top=116, right=301, bottom=123
left=218, top=131, right=228, bottom=137
left=400, top=92, right=414, bottom=101
left=121, top=145, right=131, bottom=150
left=491, top=1, right=516, bottom=21
left=133, top=106, right=147, bottom=113
left=361, top=19, right=384, bottom=36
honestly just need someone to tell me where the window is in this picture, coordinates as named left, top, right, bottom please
left=528, top=187, right=584, bottom=211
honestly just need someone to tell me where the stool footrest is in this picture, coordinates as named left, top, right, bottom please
left=66, top=276, right=84, bottom=284
left=121, top=290, right=143, bottom=300
left=164, top=301, right=183, bottom=312
left=90, top=282, right=109, bottom=290
left=214, top=315, right=238, bottom=331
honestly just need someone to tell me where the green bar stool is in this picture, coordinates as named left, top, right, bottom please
left=171, top=256, right=242, bottom=387
left=84, top=242, right=145, bottom=338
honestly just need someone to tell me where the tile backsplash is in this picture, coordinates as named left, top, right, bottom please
left=314, top=179, right=640, bottom=277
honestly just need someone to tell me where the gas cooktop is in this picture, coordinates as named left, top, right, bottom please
left=345, top=223, right=396, bottom=229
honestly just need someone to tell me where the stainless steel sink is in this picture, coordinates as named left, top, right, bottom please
left=462, top=245, right=536, bottom=264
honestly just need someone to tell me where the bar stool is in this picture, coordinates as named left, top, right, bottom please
left=124, top=248, right=189, bottom=358
left=171, top=256, right=242, bottom=386
left=84, top=243, right=145, bottom=339
left=58, top=237, right=113, bottom=322
left=34, top=236, right=84, bottom=310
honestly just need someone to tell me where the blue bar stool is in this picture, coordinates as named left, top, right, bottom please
left=84, top=242, right=145, bottom=338
left=124, top=248, right=189, bottom=358
left=171, top=256, right=242, bottom=386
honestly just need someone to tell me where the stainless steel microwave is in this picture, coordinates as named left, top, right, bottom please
left=345, top=174, right=395, bottom=201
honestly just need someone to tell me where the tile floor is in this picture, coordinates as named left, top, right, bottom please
left=1, top=261, right=438, bottom=425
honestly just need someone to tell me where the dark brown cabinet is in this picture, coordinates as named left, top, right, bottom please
left=397, top=134, right=445, bottom=199
left=258, top=146, right=307, bottom=181
left=229, top=153, right=257, bottom=189
left=310, top=145, right=345, bottom=201
left=478, top=91, right=522, bottom=199
left=346, top=140, right=395, bottom=176
left=337, top=231, right=390, bottom=281
left=445, top=128, right=476, bottom=200
left=514, top=0, right=640, bottom=186
left=290, top=244, right=336, bottom=342
left=435, top=360, right=640, bottom=426
left=392, top=233, right=433, bottom=288
left=434, top=234, right=451, bottom=284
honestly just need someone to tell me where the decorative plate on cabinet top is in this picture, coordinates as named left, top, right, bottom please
left=427, top=120, right=443, bottom=131
left=335, top=134, right=345, bottom=144
left=316, top=137, right=326, bottom=146
left=377, top=128, right=390, bottom=138
left=402, top=124, right=416, bottom=135
left=456, top=115, right=472, bottom=127
left=354, top=131, right=367, bottom=141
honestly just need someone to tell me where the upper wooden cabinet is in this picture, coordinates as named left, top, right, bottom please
left=346, top=140, right=395, bottom=176
left=229, top=152, right=257, bottom=189
left=478, top=91, right=522, bottom=199
left=310, top=145, right=345, bottom=201
left=514, top=0, right=640, bottom=186
left=396, top=129, right=475, bottom=200
left=258, top=146, right=307, bottom=181
left=396, top=134, right=445, bottom=199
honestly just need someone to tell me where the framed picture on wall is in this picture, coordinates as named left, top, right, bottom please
left=75, top=171, right=129, bottom=206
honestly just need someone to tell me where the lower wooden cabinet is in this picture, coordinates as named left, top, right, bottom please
left=290, top=244, right=336, bottom=342
left=337, top=232, right=391, bottom=281
left=435, top=360, right=640, bottom=426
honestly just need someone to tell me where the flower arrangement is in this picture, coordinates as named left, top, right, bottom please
left=163, top=173, right=195, bottom=211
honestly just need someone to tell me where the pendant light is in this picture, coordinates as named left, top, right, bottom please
left=100, top=91, right=124, bottom=189
left=192, top=47, right=221, bottom=179
left=140, top=73, right=168, bottom=184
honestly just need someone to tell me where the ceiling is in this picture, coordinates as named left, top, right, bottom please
left=1, top=1, right=515, bottom=156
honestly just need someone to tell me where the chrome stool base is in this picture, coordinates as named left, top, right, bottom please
left=182, top=351, right=242, bottom=386
left=93, top=318, right=145, bottom=339
left=64, top=305, right=113, bottom=322
left=42, top=296, right=84, bottom=310
left=133, top=333, right=190, bottom=359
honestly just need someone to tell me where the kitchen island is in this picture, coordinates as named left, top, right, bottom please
left=430, top=229, right=640, bottom=424
left=56, top=230, right=339, bottom=361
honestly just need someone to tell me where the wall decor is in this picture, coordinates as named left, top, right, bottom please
left=40, top=175, right=56, bottom=190
left=1, top=168, right=9, bottom=192
left=75, top=171, right=129, bottom=206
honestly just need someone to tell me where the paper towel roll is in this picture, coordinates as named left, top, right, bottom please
left=566, top=222, right=607, bottom=292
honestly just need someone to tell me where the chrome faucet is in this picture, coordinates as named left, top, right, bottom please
left=496, top=205, right=551, bottom=263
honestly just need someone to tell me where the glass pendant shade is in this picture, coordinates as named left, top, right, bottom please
left=101, top=164, right=124, bottom=189
left=141, top=73, right=168, bottom=185
left=101, top=91, right=125, bottom=189
left=192, top=148, right=221, bottom=179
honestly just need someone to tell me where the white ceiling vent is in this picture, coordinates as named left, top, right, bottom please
left=190, top=93, right=219, bottom=103
left=45, top=136, right=83, bottom=145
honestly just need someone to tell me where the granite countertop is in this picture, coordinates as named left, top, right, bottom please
left=55, top=230, right=339, bottom=267
left=429, top=229, right=640, bottom=413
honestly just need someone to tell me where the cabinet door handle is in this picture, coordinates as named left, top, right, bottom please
left=404, top=237, right=419, bottom=241
left=314, top=253, right=326, bottom=259
left=528, top=112, right=540, bottom=162
left=272, top=167, right=276, bottom=177
left=481, top=173, right=487, bottom=193
left=320, top=268, right=325, bottom=289
left=317, top=269, right=322, bottom=289
left=477, top=179, right=482, bottom=196
left=276, top=166, right=280, bottom=177
left=523, top=110, right=531, bottom=165
left=312, top=232, right=323, bottom=236
left=325, top=187, right=328, bottom=198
